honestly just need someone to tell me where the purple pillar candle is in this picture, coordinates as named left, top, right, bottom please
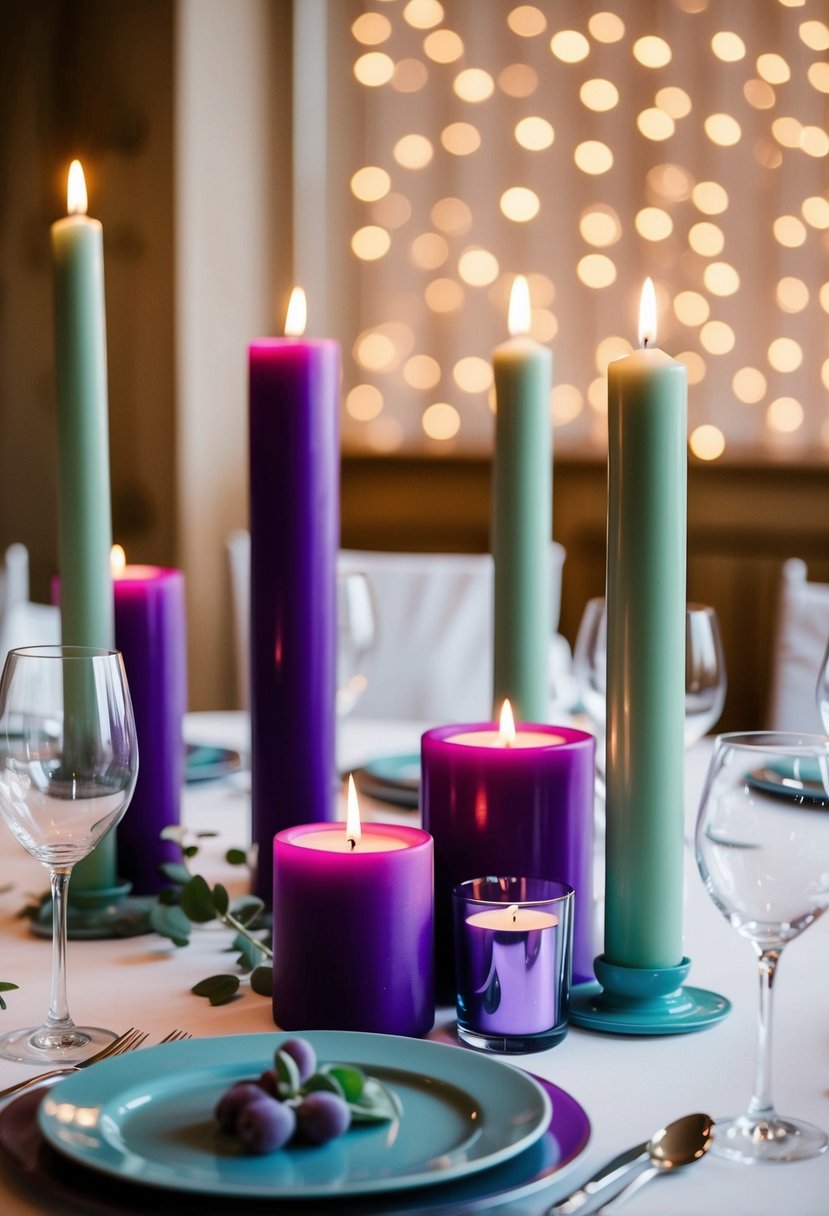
left=249, top=293, right=340, bottom=903
left=272, top=818, right=434, bottom=1036
left=453, top=877, right=573, bottom=1052
left=112, top=554, right=187, bottom=893
left=422, top=712, right=595, bottom=1001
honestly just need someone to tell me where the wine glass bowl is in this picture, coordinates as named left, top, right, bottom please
left=816, top=634, right=829, bottom=733
left=695, top=731, right=829, bottom=1163
left=0, top=646, right=138, bottom=1064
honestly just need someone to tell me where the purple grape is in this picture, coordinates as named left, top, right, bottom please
left=278, top=1036, right=317, bottom=1083
left=257, top=1068, right=279, bottom=1097
left=236, top=1095, right=297, bottom=1154
left=296, top=1091, right=352, bottom=1144
left=214, top=1082, right=266, bottom=1133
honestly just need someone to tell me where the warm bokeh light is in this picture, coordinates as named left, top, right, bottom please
left=578, top=254, right=617, bottom=288
left=392, top=58, right=428, bottom=92
left=431, top=197, right=472, bottom=234
left=688, top=222, right=725, bottom=256
left=595, top=335, right=632, bottom=372
left=354, top=52, right=395, bottom=87
left=588, top=11, right=625, bottom=42
left=110, top=544, right=126, bottom=577
left=403, top=0, right=444, bottom=30
left=677, top=350, right=707, bottom=384
left=346, top=384, right=384, bottom=421
left=454, top=67, right=495, bottom=102
left=514, top=116, right=554, bottom=150
left=530, top=308, right=558, bottom=343
left=773, top=215, right=807, bottom=247
left=354, top=330, right=397, bottom=371
left=580, top=205, right=622, bottom=247
left=800, top=19, right=829, bottom=50
left=647, top=163, right=693, bottom=201
left=656, top=86, right=692, bottom=118
left=633, top=35, right=672, bottom=67
left=351, top=165, right=391, bottom=202
left=422, top=401, right=460, bottom=440
left=508, top=5, right=547, bottom=37
left=704, top=113, right=741, bottom=145
left=352, top=12, right=392, bottom=45
left=711, top=31, right=745, bottom=61
left=458, top=247, right=499, bottom=286
left=772, top=116, right=802, bottom=148
left=453, top=356, right=492, bottom=393
left=757, top=53, right=791, bottom=85
left=498, top=63, right=538, bottom=97
left=404, top=353, right=441, bottom=388
left=689, top=424, right=726, bottom=460
left=409, top=231, right=449, bottom=269
left=372, top=192, right=411, bottom=228
left=704, top=262, right=740, bottom=296
left=551, top=384, right=584, bottom=425
left=744, top=78, right=776, bottom=109
left=767, top=396, right=804, bottom=433
left=637, top=108, right=675, bottom=141
left=441, top=122, right=481, bottom=155
left=700, top=320, right=735, bottom=355
left=808, top=62, right=829, bottom=93
left=393, top=133, right=433, bottom=168
left=776, top=277, right=809, bottom=313
left=733, top=367, right=767, bottom=403
left=674, top=291, right=710, bottom=326
left=424, top=29, right=464, bottom=62
left=580, top=78, right=619, bottom=111
left=351, top=225, right=391, bottom=260
left=500, top=186, right=540, bottom=222
left=574, top=140, right=613, bottom=174
left=550, top=30, right=590, bottom=63
left=635, top=207, right=672, bottom=240
left=800, top=126, right=829, bottom=158
left=802, top=196, right=829, bottom=229
left=767, top=337, right=803, bottom=372
left=284, top=286, right=306, bottom=336
left=425, top=277, right=464, bottom=312
left=692, top=181, right=729, bottom=214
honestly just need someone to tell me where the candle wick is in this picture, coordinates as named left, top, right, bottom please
left=507, top=903, right=519, bottom=923
left=643, top=336, right=650, bottom=348
left=347, top=836, right=357, bottom=851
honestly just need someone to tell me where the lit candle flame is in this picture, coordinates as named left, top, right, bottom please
left=498, top=700, right=516, bottom=747
left=110, top=544, right=126, bottom=578
left=284, top=286, right=307, bottom=337
left=638, top=277, right=657, bottom=348
left=507, top=275, right=531, bottom=337
left=508, top=903, right=519, bottom=923
left=67, top=160, right=88, bottom=216
left=346, top=774, right=362, bottom=850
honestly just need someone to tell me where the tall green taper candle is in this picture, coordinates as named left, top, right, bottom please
left=604, top=278, right=687, bottom=969
left=51, top=160, right=117, bottom=893
left=492, top=275, right=553, bottom=722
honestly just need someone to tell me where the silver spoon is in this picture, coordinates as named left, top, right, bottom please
left=549, top=1112, right=713, bottom=1214
left=594, top=1112, right=714, bottom=1214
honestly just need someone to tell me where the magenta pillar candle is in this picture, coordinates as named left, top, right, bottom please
left=422, top=722, right=595, bottom=1000
left=272, top=822, right=434, bottom=1036
left=249, top=335, right=340, bottom=903
left=113, top=563, right=187, bottom=893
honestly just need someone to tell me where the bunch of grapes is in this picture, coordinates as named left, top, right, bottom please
left=216, top=1037, right=353, bottom=1154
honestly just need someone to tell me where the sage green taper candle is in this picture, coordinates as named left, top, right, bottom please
left=604, top=279, right=687, bottom=969
left=51, top=161, right=117, bottom=894
left=492, top=276, right=553, bottom=722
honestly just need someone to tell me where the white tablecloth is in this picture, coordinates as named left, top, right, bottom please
left=0, top=713, right=826, bottom=1215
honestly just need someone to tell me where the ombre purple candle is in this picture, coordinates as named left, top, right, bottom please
left=249, top=288, right=340, bottom=903
left=422, top=705, right=595, bottom=1000
left=111, top=549, right=187, bottom=893
left=273, top=783, right=434, bottom=1036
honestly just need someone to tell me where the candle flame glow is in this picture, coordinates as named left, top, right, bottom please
left=110, top=544, right=126, bottom=578
left=67, top=160, right=88, bottom=216
left=638, top=277, right=657, bottom=347
left=507, top=275, right=531, bottom=337
left=498, top=700, right=516, bottom=746
left=508, top=903, right=519, bottom=923
left=346, top=774, right=362, bottom=849
left=284, top=287, right=307, bottom=337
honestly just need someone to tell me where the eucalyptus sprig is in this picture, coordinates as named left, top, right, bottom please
left=0, top=982, right=18, bottom=1011
left=150, top=827, right=272, bottom=1005
left=273, top=1047, right=402, bottom=1125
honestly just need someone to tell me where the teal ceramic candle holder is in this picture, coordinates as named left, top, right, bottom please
left=569, top=954, right=730, bottom=1034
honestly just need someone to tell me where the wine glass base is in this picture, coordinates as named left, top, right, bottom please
left=0, top=1024, right=117, bottom=1066
left=713, top=1113, right=829, bottom=1164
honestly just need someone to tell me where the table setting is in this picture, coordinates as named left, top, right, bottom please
left=0, top=159, right=827, bottom=1216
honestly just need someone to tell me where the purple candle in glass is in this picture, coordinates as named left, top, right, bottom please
left=272, top=781, right=434, bottom=1036
left=422, top=703, right=595, bottom=1000
left=112, top=549, right=187, bottom=894
left=453, top=877, right=573, bottom=1053
left=249, top=288, right=340, bottom=903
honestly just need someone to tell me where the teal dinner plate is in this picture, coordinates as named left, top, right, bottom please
left=746, top=759, right=828, bottom=806
left=38, top=1031, right=551, bottom=1200
left=185, top=743, right=243, bottom=783
left=354, top=754, right=420, bottom=808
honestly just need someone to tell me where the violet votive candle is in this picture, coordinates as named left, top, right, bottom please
left=272, top=780, right=434, bottom=1036
left=453, top=877, right=573, bottom=1053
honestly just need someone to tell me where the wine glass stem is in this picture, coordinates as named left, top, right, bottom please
left=748, top=946, right=781, bottom=1121
left=46, top=866, right=75, bottom=1031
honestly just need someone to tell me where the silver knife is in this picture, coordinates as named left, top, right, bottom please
left=546, top=1140, right=650, bottom=1214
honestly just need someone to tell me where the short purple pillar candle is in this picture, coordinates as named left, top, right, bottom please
left=273, top=822, right=434, bottom=1036
left=112, top=559, right=187, bottom=894
left=453, top=877, right=573, bottom=1053
left=248, top=321, right=340, bottom=903
left=422, top=719, right=595, bottom=1001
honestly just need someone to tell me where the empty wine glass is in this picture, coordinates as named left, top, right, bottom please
left=695, top=731, right=829, bottom=1163
left=574, top=599, right=727, bottom=748
left=0, top=646, right=138, bottom=1064
left=816, top=634, right=829, bottom=732
left=337, top=571, right=376, bottom=718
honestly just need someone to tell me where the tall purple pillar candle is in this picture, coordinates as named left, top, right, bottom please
left=422, top=715, right=595, bottom=1001
left=272, top=821, right=434, bottom=1036
left=249, top=294, right=340, bottom=903
left=112, top=555, right=187, bottom=893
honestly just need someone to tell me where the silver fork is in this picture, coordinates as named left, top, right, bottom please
left=0, top=1026, right=147, bottom=1102
left=158, top=1029, right=192, bottom=1045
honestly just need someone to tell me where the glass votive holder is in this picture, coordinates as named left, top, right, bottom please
left=452, top=876, right=573, bottom=1054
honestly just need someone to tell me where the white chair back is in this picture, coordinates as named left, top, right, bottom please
left=767, top=558, right=829, bottom=732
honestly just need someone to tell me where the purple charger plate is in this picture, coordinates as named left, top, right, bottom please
left=0, top=1074, right=589, bottom=1215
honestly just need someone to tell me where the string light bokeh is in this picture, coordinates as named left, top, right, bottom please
left=336, top=0, right=829, bottom=460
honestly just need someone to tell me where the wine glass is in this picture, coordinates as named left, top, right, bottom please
left=336, top=571, right=376, bottom=718
left=0, top=646, right=138, bottom=1064
left=574, top=599, right=727, bottom=747
left=695, top=731, right=829, bottom=1163
left=816, top=633, right=829, bottom=732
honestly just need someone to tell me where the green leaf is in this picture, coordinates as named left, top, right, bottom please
left=157, top=886, right=180, bottom=907
left=182, top=845, right=200, bottom=859
left=149, top=902, right=191, bottom=947
left=347, top=1075, right=402, bottom=1124
left=158, top=862, right=191, bottom=886
left=212, top=883, right=230, bottom=917
left=196, top=831, right=219, bottom=839
left=303, top=1071, right=344, bottom=1098
left=275, top=1049, right=301, bottom=1097
left=191, top=975, right=240, bottom=1005
left=180, top=874, right=219, bottom=923
left=0, top=982, right=18, bottom=1009
left=229, top=895, right=265, bottom=927
left=225, top=848, right=248, bottom=866
left=323, top=1063, right=365, bottom=1103
left=250, top=965, right=273, bottom=997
